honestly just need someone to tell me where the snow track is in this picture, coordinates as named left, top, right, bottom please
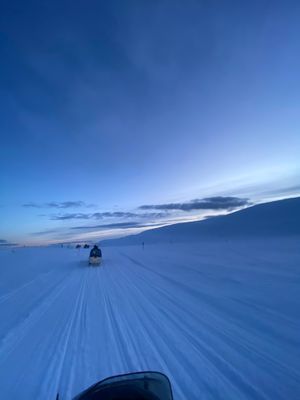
left=0, top=240, right=299, bottom=399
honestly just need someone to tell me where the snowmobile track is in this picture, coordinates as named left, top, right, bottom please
left=0, top=242, right=299, bottom=400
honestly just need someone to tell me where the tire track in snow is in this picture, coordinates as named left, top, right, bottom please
left=122, top=252, right=299, bottom=348
left=118, top=251, right=299, bottom=400
left=126, top=252, right=300, bottom=380
left=0, top=269, right=73, bottom=339
left=36, top=268, right=90, bottom=400
left=0, top=270, right=54, bottom=305
left=95, top=264, right=133, bottom=373
left=106, top=256, right=190, bottom=399
left=98, top=260, right=154, bottom=372
left=0, top=271, right=77, bottom=364
left=112, top=253, right=240, bottom=400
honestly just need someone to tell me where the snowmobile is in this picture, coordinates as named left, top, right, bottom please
left=88, top=256, right=102, bottom=266
left=71, top=371, right=173, bottom=400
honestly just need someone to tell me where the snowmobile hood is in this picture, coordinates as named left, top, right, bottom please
left=73, top=371, right=173, bottom=400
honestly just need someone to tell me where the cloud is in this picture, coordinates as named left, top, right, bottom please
left=139, top=196, right=250, bottom=211
left=50, top=213, right=91, bottom=220
left=92, top=212, right=138, bottom=219
left=50, top=211, right=167, bottom=221
left=260, top=185, right=300, bottom=197
left=70, top=221, right=167, bottom=232
left=92, top=211, right=167, bottom=219
left=23, top=202, right=41, bottom=208
left=31, top=229, right=63, bottom=236
left=23, top=201, right=95, bottom=209
left=71, top=222, right=142, bottom=230
left=0, top=239, right=18, bottom=247
left=46, top=201, right=88, bottom=208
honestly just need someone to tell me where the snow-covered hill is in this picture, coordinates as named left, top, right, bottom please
left=103, top=197, right=300, bottom=246
left=0, top=198, right=299, bottom=399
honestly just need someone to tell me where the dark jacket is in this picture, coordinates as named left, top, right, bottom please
left=90, top=247, right=102, bottom=258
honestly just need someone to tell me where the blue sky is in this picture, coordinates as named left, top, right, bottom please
left=1, top=1, right=300, bottom=245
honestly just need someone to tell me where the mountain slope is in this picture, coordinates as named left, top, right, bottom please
left=103, top=197, right=300, bottom=245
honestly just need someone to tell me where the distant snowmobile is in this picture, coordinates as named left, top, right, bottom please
left=72, top=371, right=173, bottom=400
left=88, top=245, right=102, bottom=266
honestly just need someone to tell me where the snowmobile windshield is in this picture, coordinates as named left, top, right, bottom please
left=73, top=371, right=173, bottom=400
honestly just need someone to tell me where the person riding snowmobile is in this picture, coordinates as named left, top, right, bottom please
left=90, top=245, right=102, bottom=258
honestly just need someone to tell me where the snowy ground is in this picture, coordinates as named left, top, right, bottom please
left=0, top=239, right=299, bottom=399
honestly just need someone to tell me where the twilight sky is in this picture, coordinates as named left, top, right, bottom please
left=1, top=0, right=300, bottom=245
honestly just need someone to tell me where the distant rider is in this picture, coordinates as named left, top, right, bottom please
left=90, top=244, right=102, bottom=258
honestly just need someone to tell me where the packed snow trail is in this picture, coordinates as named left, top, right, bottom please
left=0, top=239, right=299, bottom=399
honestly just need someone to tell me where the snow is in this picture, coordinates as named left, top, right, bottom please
left=0, top=237, right=299, bottom=399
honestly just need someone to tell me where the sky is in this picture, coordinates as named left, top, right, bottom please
left=1, top=0, right=300, bottom=245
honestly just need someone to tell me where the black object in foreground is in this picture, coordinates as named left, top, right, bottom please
left=73, top=371, right=173, bottom=400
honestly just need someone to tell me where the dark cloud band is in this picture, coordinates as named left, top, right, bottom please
left=71, top=222, right=141, bottom=230
left=139, top=196, right=250, bottom=211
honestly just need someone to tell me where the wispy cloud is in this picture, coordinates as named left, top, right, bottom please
left=93, top=212, right=138, bottom=219
left=71, top=222, right=142, bottom=230
left=259, top=185, right=300, bottom=198
left=92, top=211, right=168, bottom=219
left=22, top=202, right=41, bottom=208
left=68, top=221, right=167, bottom=240
left=31, top=229, right=63, bottom=236
left=50, top=213, right=91, bottom=220
left=47, top=201, right=95, bottom=209
left=50, top=211, right=167, bottom=221
left=23, top=201, right=96, bottom=209
left=139, top=196, right=250, bottom=211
